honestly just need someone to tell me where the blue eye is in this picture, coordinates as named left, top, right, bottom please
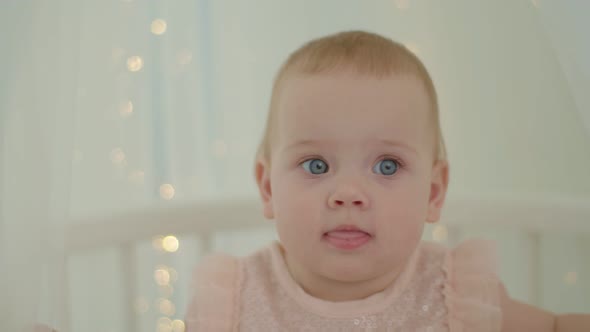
left=373, top=159, right=399, bottom=176
left=301, top=159, right=329, bottom=174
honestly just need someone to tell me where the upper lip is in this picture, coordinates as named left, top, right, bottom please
left=325, top=224, right=372, bottom=236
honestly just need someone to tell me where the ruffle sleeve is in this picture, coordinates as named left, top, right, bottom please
left=443, top=239, right=503, bottom=332
left=185, top=253, right=241, bottom=332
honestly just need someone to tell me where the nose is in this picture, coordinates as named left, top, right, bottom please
left=328, top=185, right=370, bottom=210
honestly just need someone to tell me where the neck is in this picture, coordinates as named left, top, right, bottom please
left=283, top=252, right=401, bottom=302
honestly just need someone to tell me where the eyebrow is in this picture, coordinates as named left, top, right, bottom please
left=280, top=139, right=418, bottom=156
left=375, top=139, right=419, bottom=156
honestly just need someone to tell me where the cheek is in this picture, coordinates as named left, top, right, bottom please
left=271, top=174, right=323, bottom=228
left=376, top=178, right=431, bottom=228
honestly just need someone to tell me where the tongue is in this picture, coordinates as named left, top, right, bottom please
left=325, top=230, right=369, bottom=239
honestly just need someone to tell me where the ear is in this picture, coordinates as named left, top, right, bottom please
left=426, top=160, right=449, bottom=223
left=255, top=158, right=275, bottom=219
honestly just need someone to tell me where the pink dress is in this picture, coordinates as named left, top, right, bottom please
left=185, top=239, right=502, bottom=331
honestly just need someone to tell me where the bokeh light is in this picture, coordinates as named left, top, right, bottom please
left=127, top=56, right=144, bottom=72
left=151, top=19, right=167, bottom=35
left=171, top=320, right=185, bottom=332
left=154, top=268, right=171, bottom=286
left=162, top=235, right=179, bottom=252
left=158, top=299, right=175, bottom=316
left=160, top=184, right=175, bottom=200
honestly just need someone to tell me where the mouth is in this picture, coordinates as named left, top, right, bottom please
left=323, top=225, right=373, bottom=250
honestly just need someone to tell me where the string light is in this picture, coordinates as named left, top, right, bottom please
left=157, top=317, right=172, bottom=332
left=151, top=19, right=167, bottom=35
left=432, top=225, right=448, bottom=243
left=162, top=235, right=179, bottom=252
left=154, top=268, right=171, bottom=286
left=160, top=184, right=175, bottom=200
left=127, top=56, right=144, bottom=72
left=158, top=299, right=176, bottom=316
left=171, top=320, right=185, bottom=332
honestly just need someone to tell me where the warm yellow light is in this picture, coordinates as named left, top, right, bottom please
left=119, top=100, right=133, bottom=117
left=564, top=271, right=578, bottom=285
left=162, top=235, right=179, bottom=252
left=134, top=296, right=149, bottom=314
left=157, top=317, right=172, bottom=332
left=394, top=0, right=409, bottom=10
left=157, top=325, right=172, bottom=332
left=151, top=19, right=167, bottom=35
left=159, top=184, right=175, bottom=200
left=432, top=225, right=448, bottom=243
left=110, top=148, right=126, bottom=166
left=171, top=320, right=185, bottom=332
left=213, top=140, right=227, bottom=158
left=127, top=56, right=144, bottom=72
left=154, top=268, right=171, bottom=286
left=159, top=299, right=176, bottom=316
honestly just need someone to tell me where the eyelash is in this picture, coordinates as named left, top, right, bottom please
left=297, top=156, right=405, bottom=172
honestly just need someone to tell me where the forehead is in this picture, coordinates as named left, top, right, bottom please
left=275, top=72, right=433, bottom=152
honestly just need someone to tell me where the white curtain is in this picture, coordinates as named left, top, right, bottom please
left=1, top=1, right=589, bottom=331
left=1, top=2, right=77, bottom=329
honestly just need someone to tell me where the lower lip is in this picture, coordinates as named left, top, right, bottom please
left=323, top=231, right=372, bottom=250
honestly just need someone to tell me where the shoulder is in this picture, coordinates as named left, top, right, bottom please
left=438, top=238, right=503, bottom=332
left=184, top=244, right=274, bottom=332
left=184, top=252, right=242, bottom=331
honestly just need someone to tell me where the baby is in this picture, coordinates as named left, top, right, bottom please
left=185, top=31, right=590, bottom=331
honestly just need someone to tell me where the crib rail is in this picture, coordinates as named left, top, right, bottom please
left=61, top=194, right=590, bottom=332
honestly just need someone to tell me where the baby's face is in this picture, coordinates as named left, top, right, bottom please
left=260, top=71, right=448, bottom=283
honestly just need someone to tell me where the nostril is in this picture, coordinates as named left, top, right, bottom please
left=353, top=200, right=363, bottom=206
left=335, top=200, right=344, bottom=205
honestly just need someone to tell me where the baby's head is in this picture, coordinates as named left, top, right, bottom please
left=255, top=31, right=449, bottom=295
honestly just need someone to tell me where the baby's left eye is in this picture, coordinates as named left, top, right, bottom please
left=373, top=159, right=399, bottom=176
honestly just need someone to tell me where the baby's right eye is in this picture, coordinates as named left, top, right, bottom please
left=301, top=159, right=329, bottom=174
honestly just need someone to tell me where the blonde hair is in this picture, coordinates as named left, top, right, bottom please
left=256, top=30, right=447, bottom=167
